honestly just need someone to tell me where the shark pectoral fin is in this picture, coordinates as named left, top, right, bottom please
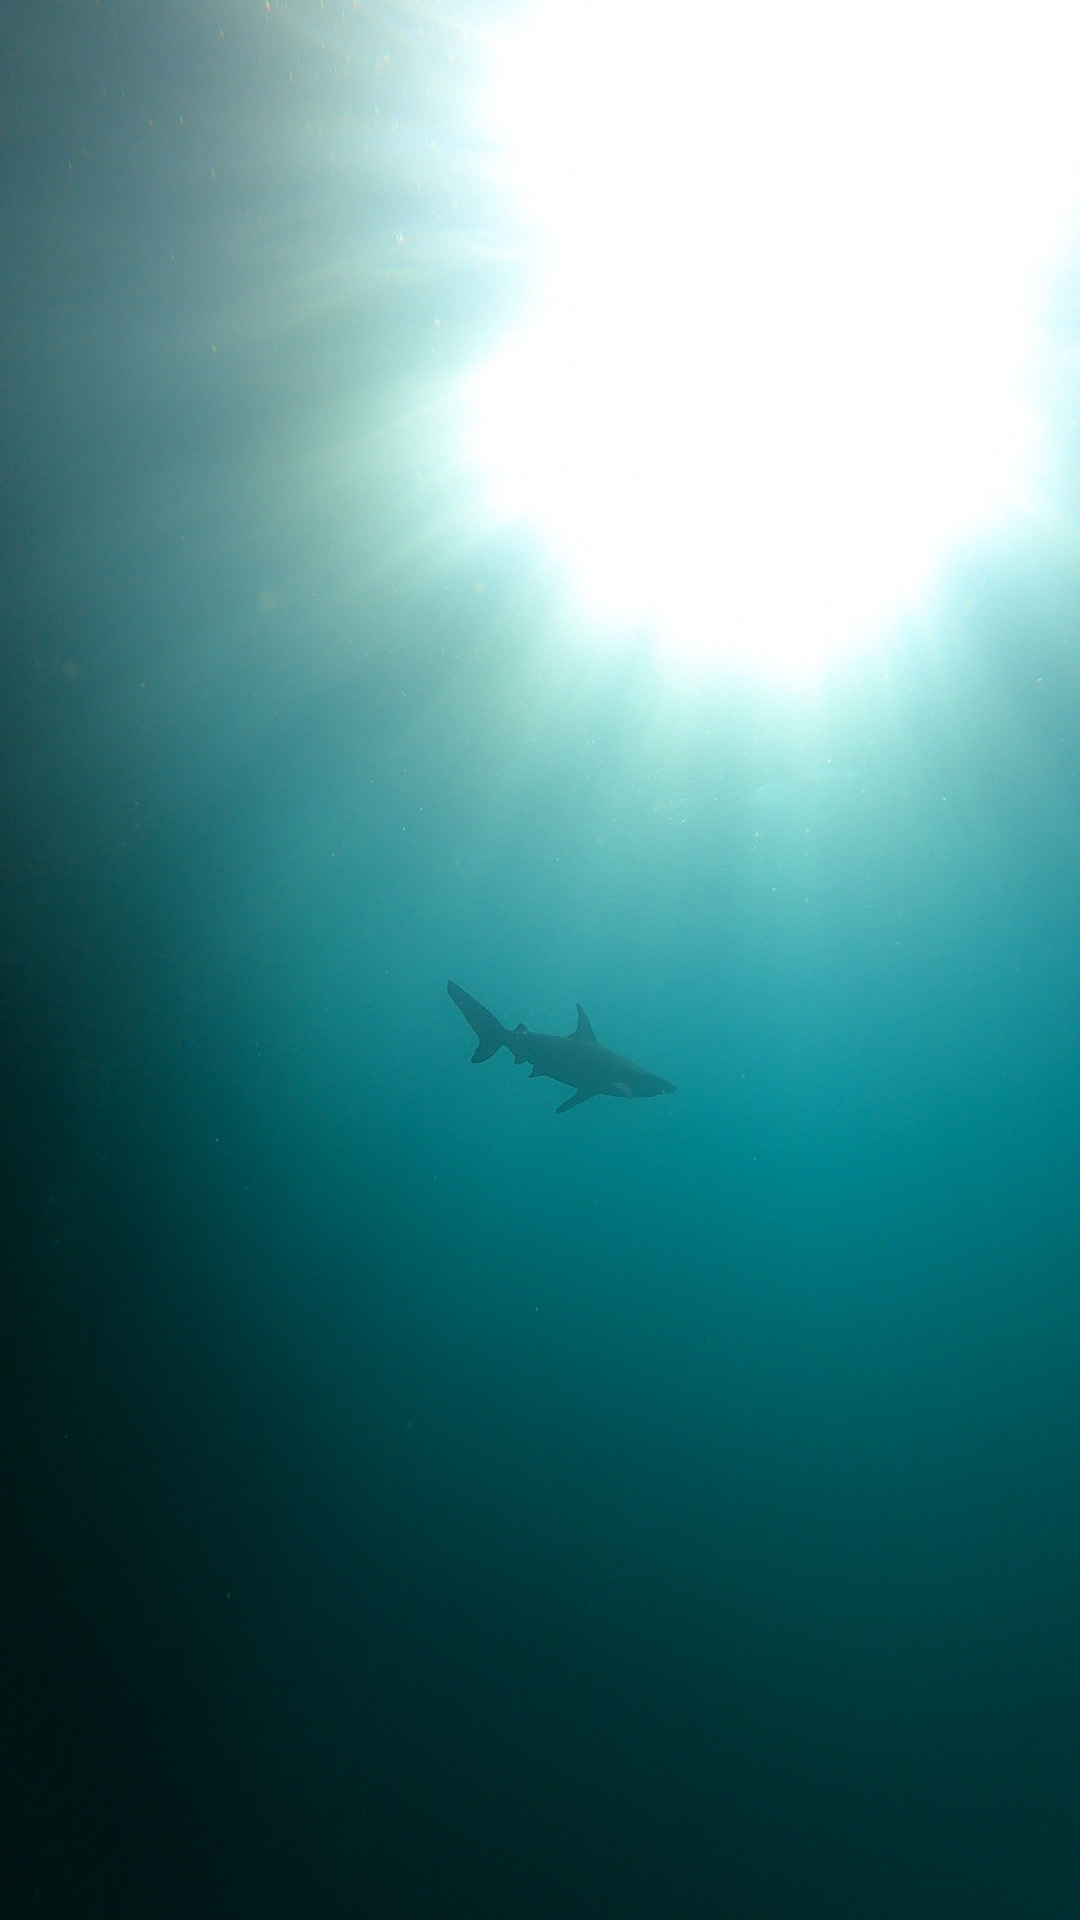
left=528, top=1066, right=544, bottom=1078
left=611, top=1082, right=633, bottom=1098
left=556, top=1089, right=597, bottom=1114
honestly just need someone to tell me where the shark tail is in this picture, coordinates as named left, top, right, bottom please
left=447, top=981, right=513, bottom=1064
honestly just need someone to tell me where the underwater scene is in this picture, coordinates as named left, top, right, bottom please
left=3, top=3, right=1080, bottom=1915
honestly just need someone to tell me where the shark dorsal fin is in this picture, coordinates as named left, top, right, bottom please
left=574, top=1004, right=597, bottom=1043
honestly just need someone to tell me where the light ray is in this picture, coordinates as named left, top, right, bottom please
left=470, top=0, right=1080, bottom=679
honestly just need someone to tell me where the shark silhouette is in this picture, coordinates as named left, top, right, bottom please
left=448, top=981, right=676, bottom=1114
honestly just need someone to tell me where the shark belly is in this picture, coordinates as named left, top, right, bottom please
left=522, top=1036, right=585, bottom=1090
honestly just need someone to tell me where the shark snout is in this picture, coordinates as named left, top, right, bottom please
left=631, top=1075, right=675, bottom=1099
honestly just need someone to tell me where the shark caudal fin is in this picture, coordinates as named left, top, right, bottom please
left=447, top=981, right=513, bottom=1064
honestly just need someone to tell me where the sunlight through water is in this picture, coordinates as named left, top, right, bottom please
left=469, top=0, right=1080, bottom=680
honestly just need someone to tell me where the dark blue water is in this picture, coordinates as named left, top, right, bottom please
left=3, top=6, right=1079, bottom=1916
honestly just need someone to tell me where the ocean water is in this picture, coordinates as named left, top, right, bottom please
left=3, top=6, right=1080, bottom=1917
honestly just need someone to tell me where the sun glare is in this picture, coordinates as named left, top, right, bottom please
left=469, top=0, right=1080, bottom=678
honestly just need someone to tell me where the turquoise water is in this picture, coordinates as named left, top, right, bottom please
left=3, top=6, right=1079, bottom=1916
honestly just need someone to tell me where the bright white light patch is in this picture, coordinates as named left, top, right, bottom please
left=471, top=0, right=1080, bottom=676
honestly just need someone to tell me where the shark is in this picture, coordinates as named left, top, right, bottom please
left=448, top=980, right=676, bottom=1114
